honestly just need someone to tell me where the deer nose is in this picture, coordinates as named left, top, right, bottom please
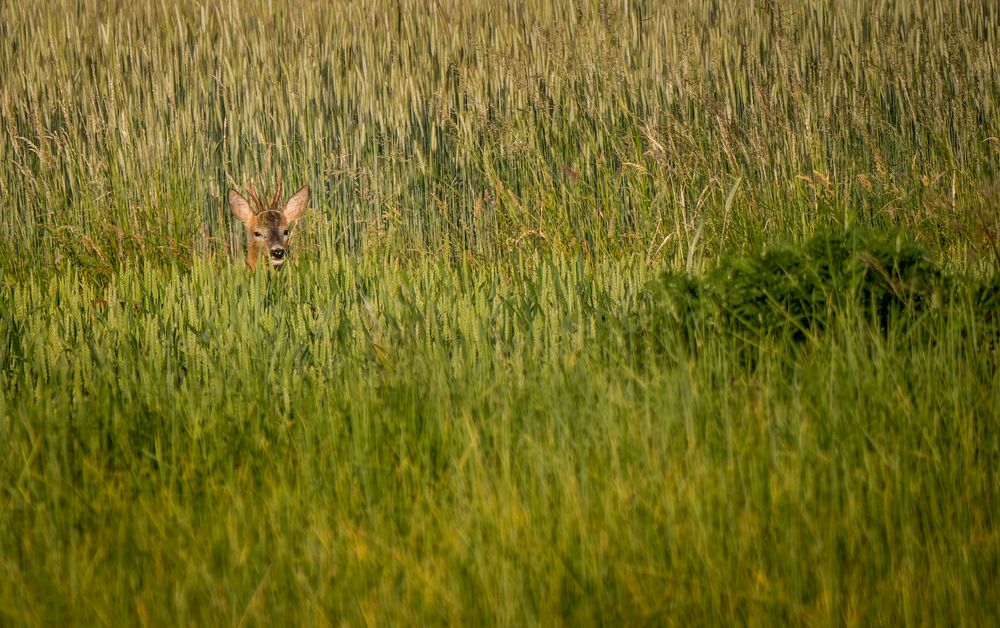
left=270, top=248, right=285, bottom=260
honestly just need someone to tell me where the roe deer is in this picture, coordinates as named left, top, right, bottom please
left=228, top=174, right=310, bottom=269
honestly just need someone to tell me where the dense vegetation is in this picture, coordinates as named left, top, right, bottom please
left=1, top=0, right=998, bottom=624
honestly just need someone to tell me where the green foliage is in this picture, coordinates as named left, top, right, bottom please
left=2, top=259, right=999, bottom=625
left=636, top=230, right=967, bottom=357
left=2, top=0, right=1000, bottom=625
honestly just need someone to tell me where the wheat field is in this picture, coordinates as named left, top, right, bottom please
left=1, top=0, right=999, bottom=624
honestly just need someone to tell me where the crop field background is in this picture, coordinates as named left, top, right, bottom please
left=1, top=0, right=999, bottom=624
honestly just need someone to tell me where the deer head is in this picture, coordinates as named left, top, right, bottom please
left=228, top=174, right=310, bottom=270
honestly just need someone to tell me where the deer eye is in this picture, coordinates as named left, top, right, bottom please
left=283, top=229, right=289, bottom=236
left=253, top=231, right=262, bottom=237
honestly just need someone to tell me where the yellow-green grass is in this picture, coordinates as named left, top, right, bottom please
left=2, top=0, right=998, bottom=274
left=2, top=0, right=999, bottom=624
left=2, top=259, right=998, bottom=624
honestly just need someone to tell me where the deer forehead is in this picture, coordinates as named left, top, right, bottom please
left=253, top=210, right=288, bottom=230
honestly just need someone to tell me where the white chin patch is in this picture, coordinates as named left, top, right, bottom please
left=270, top=259, right=285, bottom=268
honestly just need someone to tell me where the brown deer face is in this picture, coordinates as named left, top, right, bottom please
left=228, top=181, right=309, bottom=269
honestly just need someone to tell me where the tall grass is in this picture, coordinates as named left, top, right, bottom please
left=2, top=258, right=998, bottom=624
left=2, top=0, right=999, bottom=277
left=2, top=0, right=1000, bottom=624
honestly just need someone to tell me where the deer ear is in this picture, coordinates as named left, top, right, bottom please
left=283, top=185, right=310, bottom=222
left=228, top=189, right=253, bottom=224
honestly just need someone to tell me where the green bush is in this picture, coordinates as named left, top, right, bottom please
left=636, top=229, right=974, bottom=356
